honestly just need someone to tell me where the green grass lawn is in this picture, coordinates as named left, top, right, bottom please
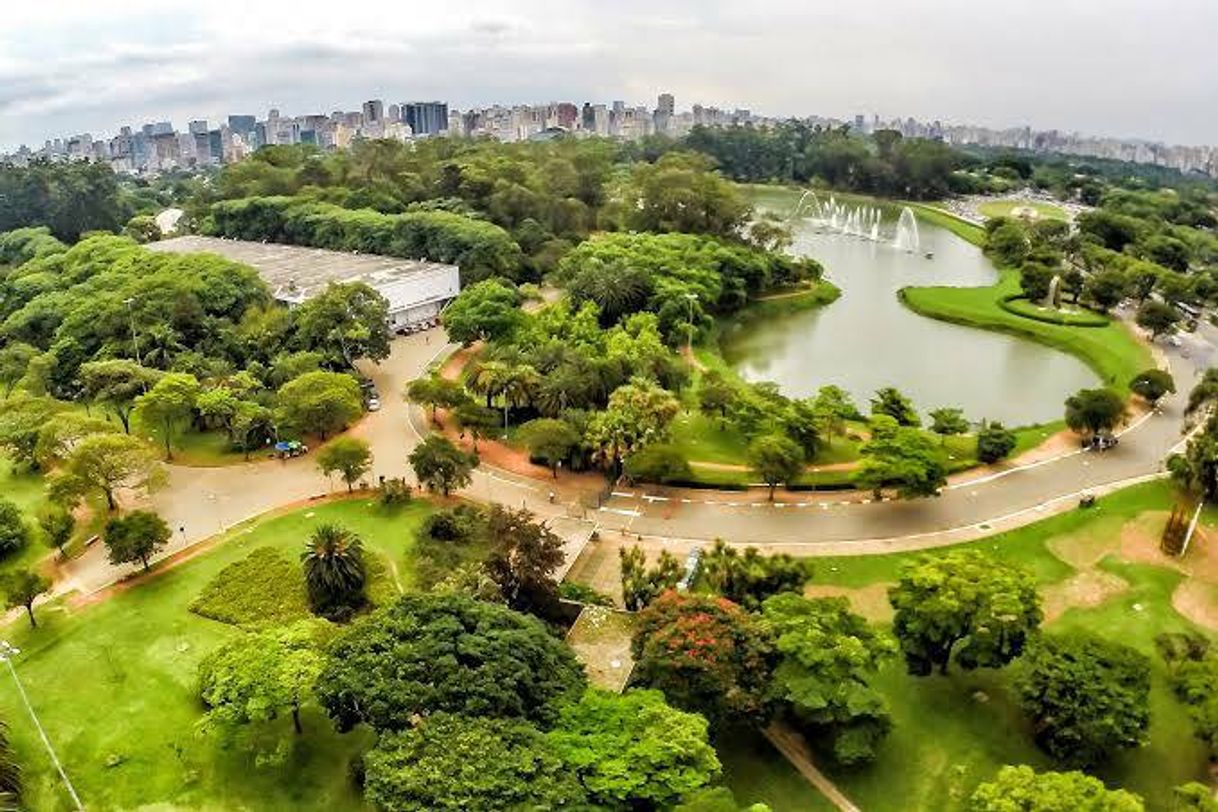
left=0, top=497, right=443, bottom=811
left=0, top=457, right=104, bottom=578
left=977, top=199, right=1069, bottom=222
left=799, top=480, right=1212, bottom=810
left=716, top=728, right=837, bottom=811
left=900, top=269, right=1152, bottom=395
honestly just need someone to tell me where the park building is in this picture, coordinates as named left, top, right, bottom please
left=148, top=236, right=460, bottom=332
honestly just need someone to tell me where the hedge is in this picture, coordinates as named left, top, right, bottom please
left=999, top=295, right=1110, bottom=327
left=205, top=196, right=524, bottom=283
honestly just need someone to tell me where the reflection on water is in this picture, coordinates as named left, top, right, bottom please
left=721, top=205, right=1098, bottom=426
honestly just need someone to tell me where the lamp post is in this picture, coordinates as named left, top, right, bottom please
left=0, top=641, right=83, bottom=811
left=683, top=292, right=698, bottom=357
left=123, top=297, right=141, bottom=365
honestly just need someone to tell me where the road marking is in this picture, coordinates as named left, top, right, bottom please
left=599, top=507, right=642, bottom=517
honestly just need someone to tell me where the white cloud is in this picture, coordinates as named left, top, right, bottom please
left=2, top=0, right=1216, bottom=149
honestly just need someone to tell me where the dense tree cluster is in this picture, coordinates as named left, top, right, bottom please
left=0, top=160, right=127, bottom=241
left=205, top=196, right=523, bottom=284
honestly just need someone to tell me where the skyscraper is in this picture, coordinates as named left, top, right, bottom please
left=404, top=102, right=449, bottom=136
left=362, top=99, right=384, bottom=124
left=654, top=93, right=675, bottom=134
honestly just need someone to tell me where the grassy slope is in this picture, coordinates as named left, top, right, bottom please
left=899, top=201, right=1152, bottom=396
left=0, top=498, right=437, bottom=811
left=798, top=480, right=1209, bottom=811
left=977, top=199, right=1069, bottom=222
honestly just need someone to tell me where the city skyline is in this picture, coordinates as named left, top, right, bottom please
left=3, top=0, right=1216, bottom=153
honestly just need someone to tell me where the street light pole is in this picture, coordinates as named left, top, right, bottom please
left=0, top=642, right=83, bottom=811
left=123, top=297, right=141, bottom=365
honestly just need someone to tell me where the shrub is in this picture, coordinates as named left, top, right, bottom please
left=189, top=547, right=310, bottom=627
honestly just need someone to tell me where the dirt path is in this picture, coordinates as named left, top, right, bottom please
left=764, top=723, right=861, bottom=812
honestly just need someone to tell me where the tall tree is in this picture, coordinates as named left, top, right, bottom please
left=619, top=545, right=683, bottom=611
left=483, top=505, right=565, bottom=616
left=888, top=550, right=1042, bottom=676
left=871, top=387, right=921, bottom=427
left=518, top=418, right=579, bottom=477
left=36, top=506, right=74, bottom=559
left=51, top=433, right=160, bottom=510
left=103, top=509, right=171, bottom=571
left=291, top=281, right=391, bottom=367
left=970, top=766, right=1144, bottom=812
left=78, top=359, right=161, bottom=433
left=1064, top=388, right=1125, bottom=438
left=134, top=372, right=200, bottom=459
left=300, top=523, right=367, bottom=615
left=853, top=416, right=946, bottom=499
left=0, top=501, right=29, bottom=559
left=1135, top=299, right=1181, bottom=340
left=408, top=434, right=477, bottom=496
left=198, top=621, right=328, bottom=737
left=632, top=592, right=775, bottom=726
left=701, top=540, right=808, bottom=610
left=0, top=343, right=36, bottom=399
left=1016, top=633, right=1151, bottom=766
left=440, top=279, right=524, bottom=345
left=747, top=434, right=805, bottom=500
left=364, top=714, right=587, bottom=812
left=315, top=437, right=373, bottom=492
left=1, top=569, right=50, bottom=628
left=1130, top=368, right=1175, bottom=406
left=316, top=594, right=586, bottom=732
left=547, top=689, right=721, bottom=808
left=274, top=371, right=363, bottom=439
left=928, top=407, right=969, bottom=442
left=763, top=593, right=896, bottom=764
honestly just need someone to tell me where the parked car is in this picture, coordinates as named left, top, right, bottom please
left=274, top=440, right=309, bottom=459
left=367, top=397, right=381, bottom=412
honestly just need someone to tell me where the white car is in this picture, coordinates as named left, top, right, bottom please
left=367, top=398, right=381, bottom=412
left=1168, top=335, right=1184, bottom=347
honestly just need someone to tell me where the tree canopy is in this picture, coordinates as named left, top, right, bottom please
left=969, top=765, right=1144, bottom=812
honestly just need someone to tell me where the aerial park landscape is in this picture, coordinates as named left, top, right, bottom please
left=2, top=33, right=1218, bottom=812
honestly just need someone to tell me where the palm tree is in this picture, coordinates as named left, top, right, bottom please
left=500, top=364, right=541, bottom=428
left=0, top=719, right=19, bottom=812
left=466, top=360, right=511, bottom=409
left=300, top=524, right=367, bottom=614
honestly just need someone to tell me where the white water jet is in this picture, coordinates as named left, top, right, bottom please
left=893, top=207, right=921, bottom=253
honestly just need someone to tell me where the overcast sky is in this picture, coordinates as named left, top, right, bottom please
left=3, top=0, right=1216, bottom=151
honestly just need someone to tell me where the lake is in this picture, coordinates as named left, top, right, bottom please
left=720, top=194, right=1098, bottom=426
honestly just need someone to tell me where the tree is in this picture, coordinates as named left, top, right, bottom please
left=763, top=593, right=896, bottom=764
left=625, top=443, right=693, bottom=484
left=363, top=714, right=587, bottom=812
left=928, top=407, right=969, bottom=442
left=699, top=372, right=736, bottom=423
left=53, top=432, right=160, bottom=510
left=747, top=435, right=805, bottom=500
left=0, top=343, right=36, bottom=398
left=134, top=372, right=200, bottom=459
left=300, top=523, right=367, bottom=615
left=103, top=509, right=171, bottom=571
left=405, top=374, right=467, bottom=423
left=315, top=594, right=586, bottom=732
left=1015, top=633, right=1151, bottom=766
left=586, top=377, right=681, bottom=472
left=36, top=506, right=74, bottom=558
left=123, top=214, right=162, bottom=243
left=547, top=689, right=720, bottom=807
left=1130, top=368, right=1176, bottom=406
left=1, top=569, right=50, bottom=628
left=0, top=501, right=29, bottom=559
left=229, top=400, right=274, bottom=459
left=620, top=546, right=683, bottom=611
left=315, top=437, right=372, bottom=492
left=623, top=152, right=751, bottom=238
left=1065, top=388, right=1125, bottom=438
left=440, top=279, right=524, bottom=344
left=969, top=766, right=1144, bottom=812
left=676, top=787, right=771, bottom=812
left=292, top=281, right=391, bottom=367
left=889, top=550, right=1042, bottom=676
left=1171, top=414, right=1218, bottom=502
left=483, top=505, right=565, bottom=616
left=518, top=418, right=579, bottom=476
left=451, top=401, right=499, bottom=452
left=198, top=621, right=328, bottom=736
left=1084, top=268, right=1128, bottom=312
left=408, top=434, right=477, bottom=496
left=632, top=591, right=775, bottom=726
left=813, top=385, right=858, bottom=444
left=1172, top=783, right=1218, bottom=812
left=275, top=371, right=363, bottom=439
left=871, top=386, right=921, bottom=427
left=853, top=416, right=946, bottom=499
left=701, top=540, right=808, bottom=610
left=1135, top=299, right=1181, bottom=340
left=976, top=421, right=1017, bottom=464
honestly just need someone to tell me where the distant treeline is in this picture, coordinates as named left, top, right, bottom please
left=205, top=196, right=524, bottom=284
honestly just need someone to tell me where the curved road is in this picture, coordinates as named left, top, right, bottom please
left=58, top=320, right=1215, bottom=595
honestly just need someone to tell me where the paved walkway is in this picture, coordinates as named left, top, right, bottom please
left=54, top=319, right=1217, bottom=596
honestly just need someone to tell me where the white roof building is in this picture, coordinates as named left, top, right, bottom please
left=148, top=236, right=460, bottom=330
